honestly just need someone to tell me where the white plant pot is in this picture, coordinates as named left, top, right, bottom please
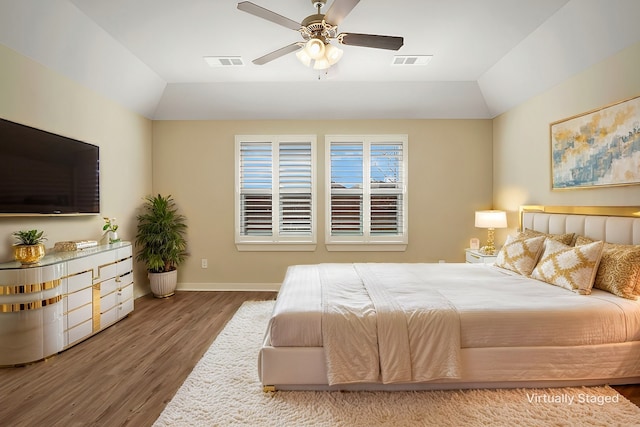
left=108, top=231, right=120, bottom=244
left=148, top=269, right=178, bottom=298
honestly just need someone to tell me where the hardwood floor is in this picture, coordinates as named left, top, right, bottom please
left=0, top=291, right=276, bottom=427
left=1, top=290, right=638, bottom=426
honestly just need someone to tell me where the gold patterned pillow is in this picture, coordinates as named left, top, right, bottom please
left=494, top=235, right=546, bottom=276
left=575, top=236, right=640, bottom=299
left=520, top=229, right=575, bottom=246
left=531, top=239, right=604, bottom=294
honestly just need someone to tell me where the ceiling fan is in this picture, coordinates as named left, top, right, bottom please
left=237, top=0, right=404, bottom=70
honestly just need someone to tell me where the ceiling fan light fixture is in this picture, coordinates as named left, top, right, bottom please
left=295, top=49, right=312, bottom=67
left=324, top=43, right=343, bottom=65
left=305, top=38, right=326, bottom=60
left=312, top=56, right=330, bottom=70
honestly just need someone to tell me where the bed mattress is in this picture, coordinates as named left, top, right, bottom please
left=268, top=263, right=640, bottom=349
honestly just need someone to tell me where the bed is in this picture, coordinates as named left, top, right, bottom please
left=258, top=206, right=640, bottom=391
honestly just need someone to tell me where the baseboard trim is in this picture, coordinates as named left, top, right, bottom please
left=177, top=282, right=281, bottom=292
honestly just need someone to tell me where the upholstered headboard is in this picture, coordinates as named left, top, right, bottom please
left=520, top=206, right=640, bottom=245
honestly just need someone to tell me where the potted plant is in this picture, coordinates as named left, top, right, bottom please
left=102, top=217, right=120, bottom=244
left=13, top=229, right=47, bottom=265
left=135, top=194, right=188, bottom=298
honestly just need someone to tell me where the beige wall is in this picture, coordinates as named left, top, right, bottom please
left=152, top=119, right=493, bottom=289
left=5, top=38, right=638, bottom=294
left=0, top=44, right=153, bottom=297
left=493, top=41, right=640, bottom=236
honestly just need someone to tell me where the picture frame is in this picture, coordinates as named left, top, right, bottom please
left=469, top=238, right=480, bottom=250
left=550, top=95, right=640, bottom=190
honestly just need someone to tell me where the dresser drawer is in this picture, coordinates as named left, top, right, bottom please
left=116, top=257, right=133, bottom=276
left=95, top=262, right=118, bottom=284
left=67, top=271, right=92, bottom=294
left=118, top=298, right=134, bottom=319
left=101, top=289, right=118, bottom=314
left=101, top=306, right=118, bottom=328
left=66, top=287, right=93, bottom=312
left=116, top=245, right=133, bottom=260
left=67, top=252, right=113, bottom=276
left=67, top=319, right=92, bottom=347
left=67, top=303, right=92, bottom=330
left=99, top=277, right=118, bottom=298
left=465, top=249, right=497, bottom=264
left=118, top=283, right=134, bottom=302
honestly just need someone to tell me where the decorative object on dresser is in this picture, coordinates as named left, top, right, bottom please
left=12, top=229, right=47, bottom=265
left=474, top=210, right=507, bottom=255
left=0, top=242, right=134, bottom=366
left=135, top=194, right=189, bottom=298
left=53, top=240, right=99, bottom=252
left=103, top=217, right=120, bottom=244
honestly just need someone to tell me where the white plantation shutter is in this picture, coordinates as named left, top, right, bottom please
left=370, top=142, right=404, bottom=236
left=326, top=135, right=408, bottom=249
left=236, top=136, right=316, bottom=249
left=330, top=143, right=364, bottom=236
left=279, top=142, right=313, bottom=235
left=239, top=142, right=272, bottom=236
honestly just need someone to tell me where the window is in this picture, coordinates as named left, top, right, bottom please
left=326, top=135, right=408, bottom=251
left=235, top=135, right=316, bottom=251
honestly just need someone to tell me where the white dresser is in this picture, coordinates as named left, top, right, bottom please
left=0, top=242, right=134, bottom=366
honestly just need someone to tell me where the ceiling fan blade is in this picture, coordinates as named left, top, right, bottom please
left=338, top=33, right=404, bottom=50
left=237, top=1, right=300, bottom=31
left=252, top=43, right=302, bottom=65
left=324, top=0, right=360, bottom=25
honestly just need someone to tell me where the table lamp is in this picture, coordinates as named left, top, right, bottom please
left=475, top=210, right=507, bottom=255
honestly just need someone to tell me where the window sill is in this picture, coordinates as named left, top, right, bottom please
left=325, top=243, right=407, bottom=252
left=236, top=243, right=317, bottom=252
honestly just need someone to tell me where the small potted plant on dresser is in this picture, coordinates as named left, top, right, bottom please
left=13, top=229, right=47, bottom=265
left=135, top=194, right=188, bottom=298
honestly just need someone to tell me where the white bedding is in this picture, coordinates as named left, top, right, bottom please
left=268, top=262, right=640, bottom=351
left=319, top=263, right=460, bottom=384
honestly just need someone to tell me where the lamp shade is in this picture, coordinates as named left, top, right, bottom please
left=296, top=40, right=343, bottom=70
left=295, top=49, right=312, bottom=67
left=475, top=210, right=507, bottom=229
left=312, top=56, right=330, bottom=70
left=305, top=38, right=325, bottom=60
left=324, top=43, right=343, bottom=65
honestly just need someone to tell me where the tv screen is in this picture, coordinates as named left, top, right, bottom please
left=0, top=118, right=100, bottom=215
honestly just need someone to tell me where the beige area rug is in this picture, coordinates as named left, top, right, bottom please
left=154, top=301, right=640, bottom=426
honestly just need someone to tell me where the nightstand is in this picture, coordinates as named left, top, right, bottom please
left=465, top=248, right=497, bottom=264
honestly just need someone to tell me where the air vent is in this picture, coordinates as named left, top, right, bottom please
left=391, top=55, right=433, bottom=66
left=203, top=56, right=245, bottom=67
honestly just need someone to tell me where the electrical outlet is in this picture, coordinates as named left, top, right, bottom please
left=201, top=258, right=208, bottom=269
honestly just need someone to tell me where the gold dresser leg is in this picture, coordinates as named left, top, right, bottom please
left=263, top=385, right=276, bottom=393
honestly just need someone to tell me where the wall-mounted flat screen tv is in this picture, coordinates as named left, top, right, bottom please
left=0, top=118, right=100, bottom=215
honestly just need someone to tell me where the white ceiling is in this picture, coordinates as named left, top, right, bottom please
left=1, top=0, right=640, bottom=120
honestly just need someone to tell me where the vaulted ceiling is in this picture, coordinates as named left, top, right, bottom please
left=1, top=0, right=639, bottom=120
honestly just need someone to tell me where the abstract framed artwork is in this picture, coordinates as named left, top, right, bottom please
left=550, top=95, right=640, bottom=189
